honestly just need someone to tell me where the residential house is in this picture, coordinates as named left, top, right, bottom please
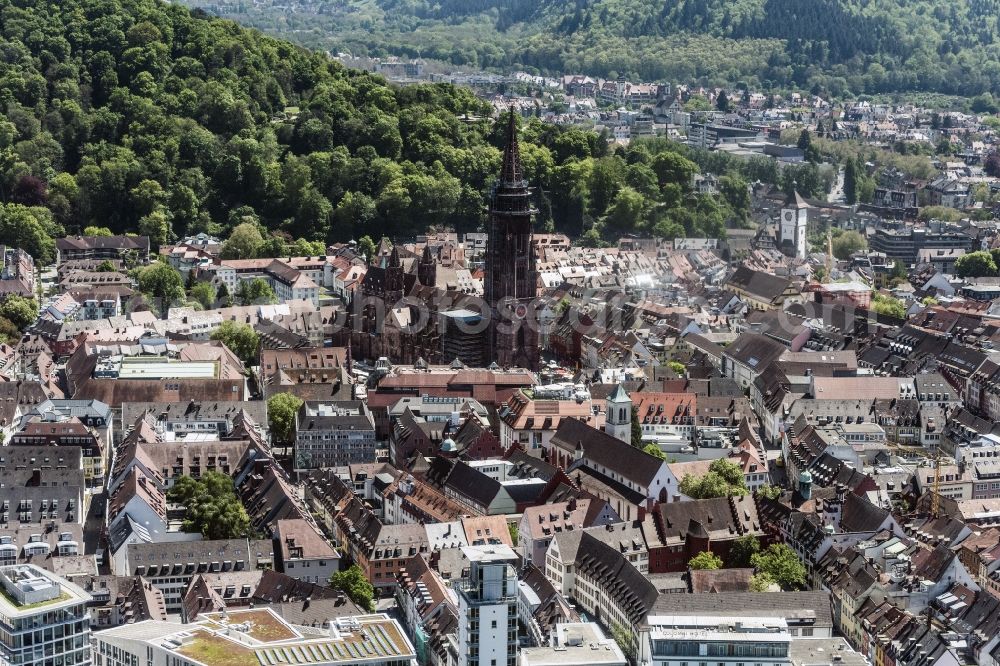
left=725, top=265, right=801, bottom=311
left=518, top=498, right=617, bottom=567
left=293, top=401, right=376, bottom=470
left=273, top=518, right=339, bottom=585
left=55, top=235, right=150, bottom=264
left=722, top=332, right=788, bottom=389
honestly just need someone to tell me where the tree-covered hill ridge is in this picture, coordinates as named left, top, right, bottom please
left=0, top=0, right=825, bottom=258
left=187, top=0, right=1000, bottom=97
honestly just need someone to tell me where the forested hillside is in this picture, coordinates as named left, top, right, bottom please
left=184, top=0, right=1000, bottom=97
left=0, top=0, right=825, bottom=256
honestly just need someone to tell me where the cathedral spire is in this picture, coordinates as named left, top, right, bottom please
left=485, top=107, right=539, bottom=370
left=499, top=109, right=524, bottom=187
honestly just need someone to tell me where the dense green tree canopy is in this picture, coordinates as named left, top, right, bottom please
left=221, top=223, right=266, bottom=260
left=750, top=543, right=807, bottom=590
left=0, top=295, right=37, bottom=331
left=0, top=0, right=787, bottom=257
left=679, top=458, right=750, bottom=499
left=955, top=251, right=999, bottom=278
left=750, top=572, right=776, bottom=592
left=871, top=293, right=907, bottom=319
left=189, top=281, right=216, bottom=309
left=643, top=443, right=667, bottom=460
left=0, top=205, right=57, bottom=265
left=831, top=230, right=867, bottom=260
left=688, top=551, right=723, bottom=570
left=210, top=320, right=260, bottom=366
left=177, top=0, right=1000, bottom=98
left=167, top=472, right=251, bottom=539
left=237, top=277, right=277, bottom=305
left=728, top=534, right=761, bottom=568
left=268, top=393, right=304, bottom=444
left=329, top=565, right=376, bottom=612
left=135, top=261, right=184, bottom=305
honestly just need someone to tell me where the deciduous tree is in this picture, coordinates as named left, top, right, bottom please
left=210, top=320, right=260, bottom=367
left=728, top=534, right=761, bottom=567
left=832, top=230, right=867, bottom=259
left=221, top=223, right=265, bottom=260
left=643, top=444, right=666, bottom=460
left=679, top=459, right=749, bottom=498
left=329, top=565, right=375, bottom=612
left=236, top=277, right=277, bottom=306
left=136, top=262, right=184, bottom=305
left=0, top=296, right=37, bottom=330
left=688, top=551, right=723, bottom=570
left=750, top=544, right=806, bottom=590
left=167, top=472, right=251, bottom=540
left=268, top=393, right=304, bottom=445
left=956, top=251, right=998, bottom=278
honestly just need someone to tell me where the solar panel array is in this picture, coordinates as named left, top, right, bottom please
left=254, top=624, right=403, bottom=665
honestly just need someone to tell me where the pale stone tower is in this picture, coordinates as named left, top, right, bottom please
left=605, top=383, right=632, bottom=444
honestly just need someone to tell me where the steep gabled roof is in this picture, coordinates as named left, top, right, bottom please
left=551, top=417, right=665, bottom=489
left=726, top=265, right=793, bottom=302
left=575, top=531, right=658, bottom=625
left=841, top=492, right=891, bottom=533
left=723, top=332, right=787, bottom=370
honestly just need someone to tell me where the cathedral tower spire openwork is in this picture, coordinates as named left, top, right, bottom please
left=485, top=110, right=539, bottom=369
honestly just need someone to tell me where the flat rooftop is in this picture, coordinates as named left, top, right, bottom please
left=0, top=564, right=89, bottom=616
left=160, top=610, right=413, bottom=666
left=519, top=643, right=625, bottom=666
left=647, top=615, right=790, bottom=641
left=789, top=637, right=867, bottom=666
left=117, top=358, right=219, bottom=379
left=519, top=622, right=626, bottom=666
left=462, top=544, right=517, bottom=563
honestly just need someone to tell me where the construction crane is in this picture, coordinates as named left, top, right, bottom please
left=931, top=444, right=942, bottom=519
left=825, top=229, right=833, bottom=283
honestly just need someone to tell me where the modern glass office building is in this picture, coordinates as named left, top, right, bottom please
left=0, top=564, right=92, bottom=666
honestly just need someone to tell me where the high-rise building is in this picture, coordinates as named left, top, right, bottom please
left=0, top=564, right=92, bottom=666
left=455, top=545, right=519, bottom=666
left=485, top=111, right=539, bottom=370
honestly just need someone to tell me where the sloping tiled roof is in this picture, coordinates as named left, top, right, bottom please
left=723, top=332, right=787, bottom=369
left=687, top=568, right=753, bottom=593
left=656, top=496, right=762, bottom=546
left=726, top=265, right=793, bottom=302
left=840, top=492, right=891, bottom=533
left=551, top=417, right=665, bottom=489
left=575, top=531, right=658, bottom=626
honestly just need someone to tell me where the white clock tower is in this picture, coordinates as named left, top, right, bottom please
left=780, top=190, right=809, bottom=259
